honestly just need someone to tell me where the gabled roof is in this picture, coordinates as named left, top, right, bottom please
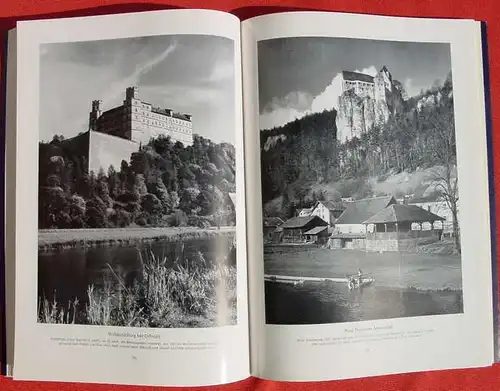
left=342, top=71, right=375, bottom=84
left=281, top=215, right=328, bottom=229
left=263, top=217, right=284, bottom=227
left=363, top=204, right=446, bottom=224
left=304, top=226, right=328, bottom=235
left=315, top=200, right=345, bottom=211
left=335, top=196, right=396, bottom=225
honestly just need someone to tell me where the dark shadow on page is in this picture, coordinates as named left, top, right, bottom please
left=480, top=20, right=499, bottom=362
left=0, top=21, right=8, bottom=377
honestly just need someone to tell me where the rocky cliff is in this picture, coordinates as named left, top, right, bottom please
left=336, top=91, right=390, bottom=142
left=336, top=84, right=405, bottom=142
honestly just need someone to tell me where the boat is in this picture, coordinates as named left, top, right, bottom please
left=347, top=274, right=375, bottom=290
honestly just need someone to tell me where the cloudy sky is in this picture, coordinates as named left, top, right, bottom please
left=258, top=37, right=452, bottom=130
left=40, top=34, right=235, bottom=144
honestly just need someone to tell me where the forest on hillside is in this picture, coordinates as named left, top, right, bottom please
left=260, top=71, right=456, bottom=214
left=38, top=135, right=236, bottom=229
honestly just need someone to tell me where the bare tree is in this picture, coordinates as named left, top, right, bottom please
left=428, top=110, right=460, bottom=253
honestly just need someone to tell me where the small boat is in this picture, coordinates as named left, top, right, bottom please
left=347, top=274, right=374, bottom=290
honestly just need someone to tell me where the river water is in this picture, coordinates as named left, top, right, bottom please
left=264, top=245, right=463, bottom=325
left=38, top=235, right=236, bottom=308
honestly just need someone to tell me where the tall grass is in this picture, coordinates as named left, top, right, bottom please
left=37, top=243, right=237, bottom=328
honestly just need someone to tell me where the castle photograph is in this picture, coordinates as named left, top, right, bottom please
left=37, top=34, right=239, bottom=329
left=258, top=37, right=463, bottom=326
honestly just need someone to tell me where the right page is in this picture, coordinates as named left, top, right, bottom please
left=242, top=11, right=494, bottom=381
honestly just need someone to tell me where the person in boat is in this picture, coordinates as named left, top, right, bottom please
left=357, top=268, right=363, bottom=285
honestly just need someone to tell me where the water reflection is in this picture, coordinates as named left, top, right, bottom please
left=265, top=281, right=463, bottom=325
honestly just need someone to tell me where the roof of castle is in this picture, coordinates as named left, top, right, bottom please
left=342, top=70, right=375, bottom=84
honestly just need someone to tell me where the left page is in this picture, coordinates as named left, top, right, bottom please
left=6, top=8, right=249, bottom=387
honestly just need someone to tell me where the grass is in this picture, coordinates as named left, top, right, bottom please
left=38, top=244, right=237, bottom=328
left=38, top=226, right=236, bottom=250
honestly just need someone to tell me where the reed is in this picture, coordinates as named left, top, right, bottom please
left=37, top=245, right=237, bottom=328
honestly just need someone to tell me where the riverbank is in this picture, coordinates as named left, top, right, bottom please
left=39, top=226, right=236, bottom=251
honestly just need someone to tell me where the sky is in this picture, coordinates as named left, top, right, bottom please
left=258, top=37, right=452, bottom=130
left=39, top=34, right=235, bottom=144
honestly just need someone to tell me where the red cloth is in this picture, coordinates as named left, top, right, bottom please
left=1, top=0, right=500, bottom=390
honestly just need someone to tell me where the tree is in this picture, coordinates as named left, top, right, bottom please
left=427, top=110, right=460, bottom=253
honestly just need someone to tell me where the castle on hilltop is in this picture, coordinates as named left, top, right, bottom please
left=52, top=87, right=195, bottom=175
left=89, top=86, right=193, bottom=146
left=339, top=66, right=393, bottom=103
left=336, top=66, right=403, bottom=142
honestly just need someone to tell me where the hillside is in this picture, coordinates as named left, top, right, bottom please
left=38, top=134, right=236, bottom=229
left=260, top=71, right=456, bottom=219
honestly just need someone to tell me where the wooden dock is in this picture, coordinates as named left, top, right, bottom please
left=264, top=274, right=347, bottom=284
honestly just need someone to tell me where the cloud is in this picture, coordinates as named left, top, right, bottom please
left=260, top=65, right=378, bottom=130
left=101, top=41, right=178, bottom=106
left=260, top=91, right=313, bottom=130
left=207, top=60, right=234, bottom=83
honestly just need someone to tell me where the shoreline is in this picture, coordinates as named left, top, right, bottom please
left=264, top=278, right=463, bottom=292
left=39, top=226, right=236, bottom=251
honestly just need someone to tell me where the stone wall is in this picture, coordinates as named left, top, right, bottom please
left=328, top=238, right=343, bottom=249
left=328, top=238, right=366, bottom=250
left=89, top=131, right=140, bottom=174
left=366, top=239, right=399, bottom=252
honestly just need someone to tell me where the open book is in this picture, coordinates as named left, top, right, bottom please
left=2, top=8, right=495, bottom=387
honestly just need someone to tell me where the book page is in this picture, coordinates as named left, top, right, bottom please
left=242, top=11, right=493, bottom=381
left=8, top=9, right=249, bottom=386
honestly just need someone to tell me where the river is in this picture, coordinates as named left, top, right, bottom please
left=264, top=245, right=463, bottom=325
left=38, top=235, right=236, bottom=309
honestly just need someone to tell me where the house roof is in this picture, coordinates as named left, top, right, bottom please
left=315, top=200, right=345, bottom=211
left=298, top=207, right=313, bottom=215
left=335, top=196, right=396, bottom=225
left=281, top=215, right=328, bottom=229
left=363, top=204, right=446, bottom=224
left=342, top=70, right=375, bottom=84
left=263, top=217, right=284, bottom=227
left=304, top=226, right=328, bottom=235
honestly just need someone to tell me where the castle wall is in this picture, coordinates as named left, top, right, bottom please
left=88, top=131, right=139, bottom=174
left=129, top=98, right=193, bottom=146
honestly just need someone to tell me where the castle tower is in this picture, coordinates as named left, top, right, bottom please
left=126, top=86, right=139, bottom=100
left=89, top=100, right=103, bottom=131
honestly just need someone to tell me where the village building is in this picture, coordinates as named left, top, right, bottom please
left=328, top=196, right=397, bottom=249
left=298, top=207, right=313, bottom=217
left=296, top=200, right=345, bottom=226
left=363, top=204, right=445, bottom=252
left=280, top=215, right=328, bottom=244
left=304, top=226, right=329, bottom=245
left=263, top=216, right=284, bottom=242
left=405, top=194, right=459, bottom=238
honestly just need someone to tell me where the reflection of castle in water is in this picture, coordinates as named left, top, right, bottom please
left=62, top=87, right=194, bottom=174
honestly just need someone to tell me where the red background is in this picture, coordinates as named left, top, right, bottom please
left=1, top=0, right=499, bottom=390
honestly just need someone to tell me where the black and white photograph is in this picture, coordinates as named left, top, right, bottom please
left=259, top=37, right=463, bottom=325
left=37, top=34, right=238, bottom=328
